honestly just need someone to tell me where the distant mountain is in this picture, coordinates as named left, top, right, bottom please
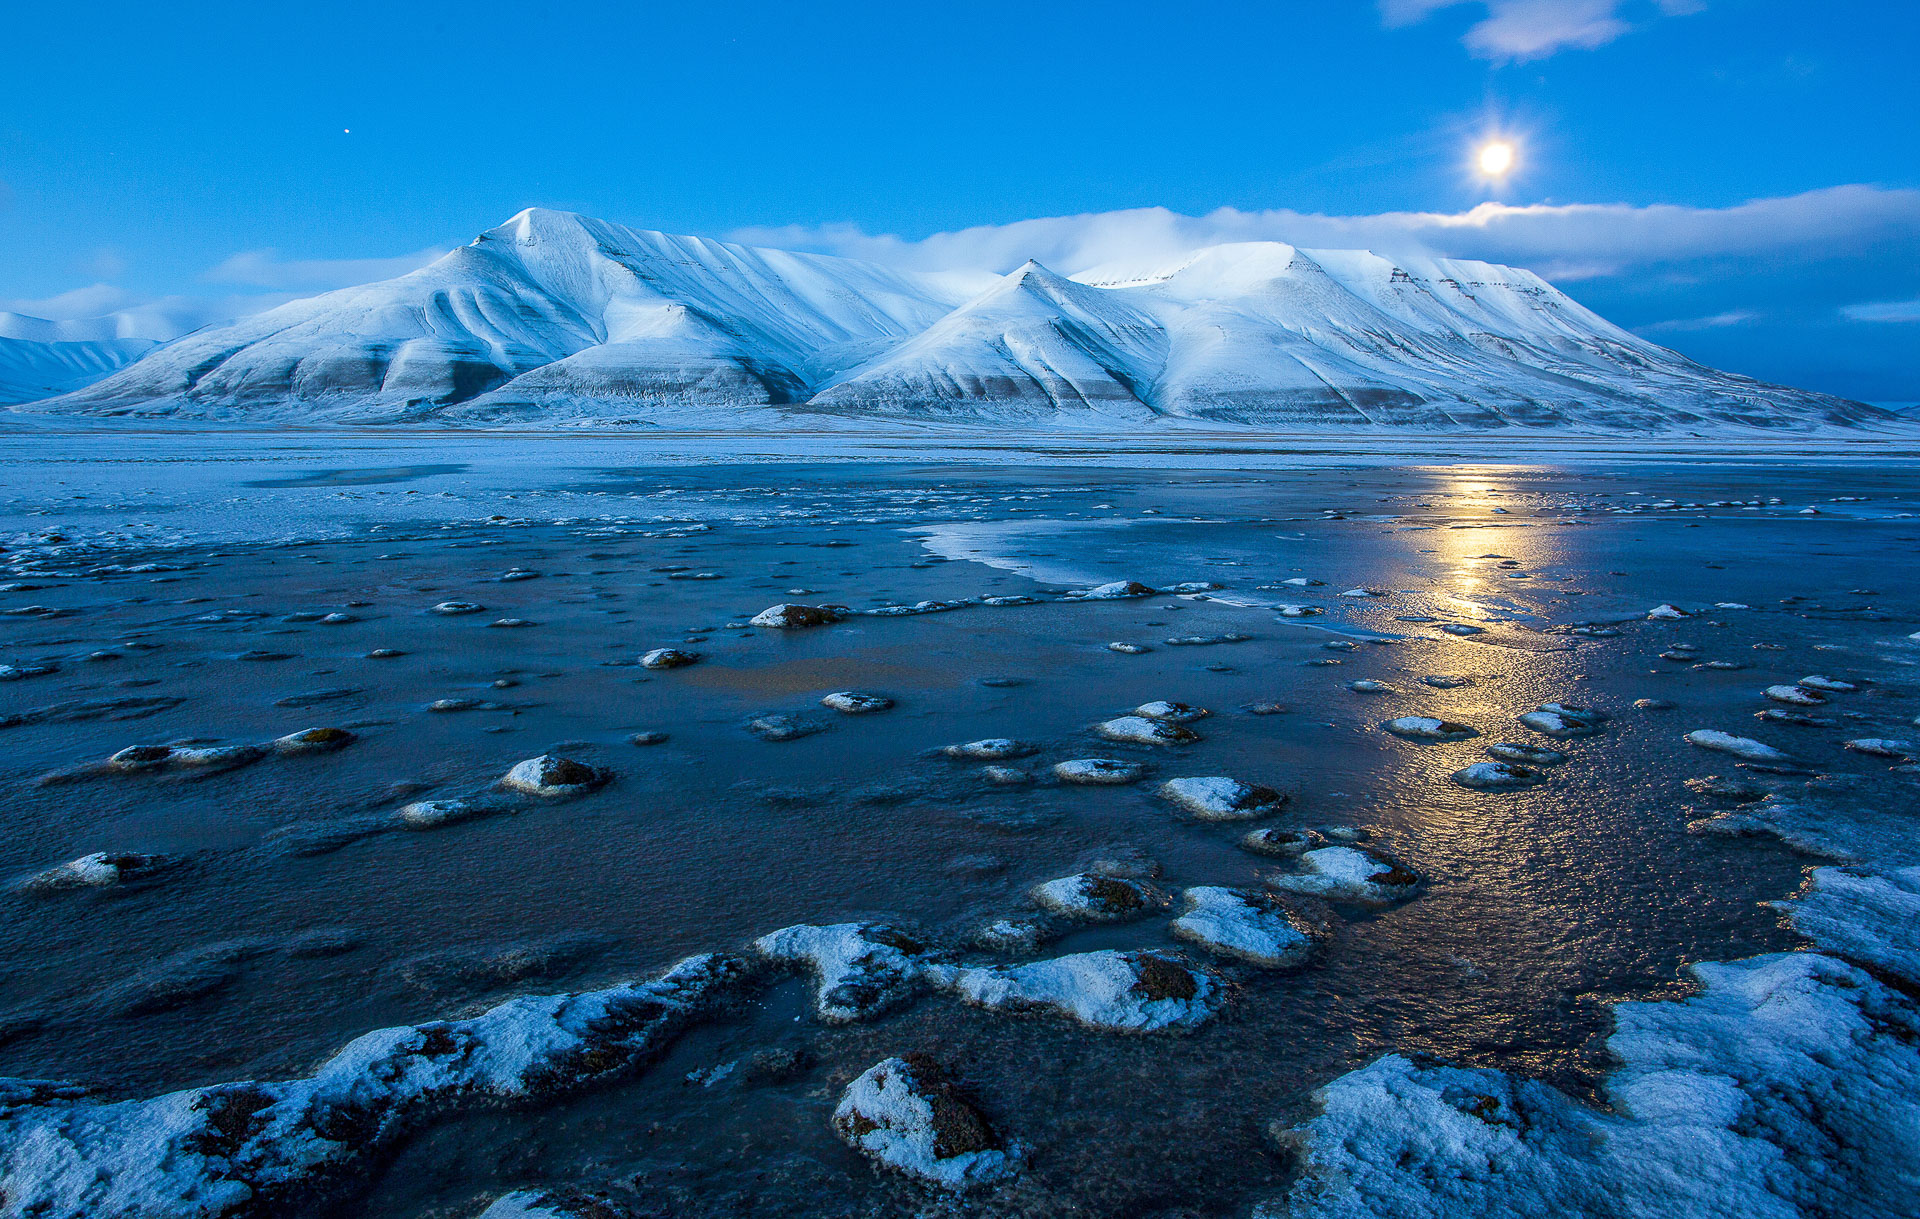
left=811, top=261, right=1165, bottom=421
left=0, top=313, right=161, bottom=405
left=13, top=208, right=1896, bottom=431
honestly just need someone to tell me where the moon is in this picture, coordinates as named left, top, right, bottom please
left=1478, top=141, right=1516, bottom=176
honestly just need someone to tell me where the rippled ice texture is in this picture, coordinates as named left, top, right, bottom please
left=0, top=428, right=1916, bottom=1218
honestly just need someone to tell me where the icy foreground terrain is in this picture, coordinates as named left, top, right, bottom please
left=12, top=208, right=1897, bottom=431
left=0, top=434, right=1916, bottom=1217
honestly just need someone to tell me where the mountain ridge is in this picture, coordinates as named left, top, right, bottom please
left=10, top=207, right=1896, bottom=431
left=0, top=311, right=167, bottom=405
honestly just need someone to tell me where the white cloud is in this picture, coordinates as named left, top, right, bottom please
left=202, top=245, right=450, bottom=291
left=1467, top=1, right=1631, bottom=59
left=1640, top=309, right=1759, bottom=332
left=1842, top=298, right=1920, bottom=324
left=0, top=283, right=298, bottom=341
left=1379, top=0, right=1705, bottom=62
left=728, top=185, right=1920, bottom=283
left=1, top=241, right=454, bottom=339
left=3, top=283, right=140, bottom=320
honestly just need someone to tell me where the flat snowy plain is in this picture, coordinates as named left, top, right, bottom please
left=1, top=424, right=1915, bottom=1218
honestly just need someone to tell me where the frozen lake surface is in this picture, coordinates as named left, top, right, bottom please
left=1, top=429, right=1916, bottom=1218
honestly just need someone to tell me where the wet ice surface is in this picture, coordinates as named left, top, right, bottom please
left=2, top=432, right=1918, bottom=1217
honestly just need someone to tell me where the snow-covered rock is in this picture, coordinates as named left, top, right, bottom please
left=1132, top=699, right=1210, bottom=722
left=821, top=691, right=893, bottom=714
left=475, top=1189, right=637, bottom=1218
left=1171, top=887, right=1318, bottom=968
left=942, top=738, right=1035, bottom=760
left=1843, top=738, right=1914, bottom=760
left=396, top=796, right=515, bottom=829
left=0, top=954, right=752, bottom=1219
left=926, top=950, right=1221, bottom=1033
left=749, top=603, right=845, bottom=629
left=1159, top=776, right=1287, bottom=820
left=833, top=1055, right=1024, bottom=1190
left=749, top=713, right=826, bottom=741
left=1451, top=760, right=1547, bottom=791
left=1052, top=758, right=1146, bottom=785
left=752, top=923, right=934, bottom=1023
left=1071, top=580, right=1157, bottom=599
left=1240, top=827, right=1327, bottom=857
left=1686, top=792, right=1875, bottom=861
left=1777, top=865, right=1920, bottom=986
left=639, top=648, right=699, bottom=670
left=1264, top=952, right=1920, bottom=1219
left=1030, top=873, right=1159, bottom=921
left=1684, top=730, right=1792, bottom=763
left=1382, top=716, right=1478, bottom=742
left=968, top=917, right=1051, bottom=954
left=1756, top=708, right=1828, bottom=727
left=104, top=742, right=265, bottom=773
left=271, top=727, right=356, bottom=755
left=1483, top=742, right=1565, bottom=766
left=1764, top=684, right=1824, bottom=706
left=1266, top=847, right=1420, bottom=904
left=859, top=598, right=970, bottom=617
left=1517, top=703, right=1609, bottom=739
left=1094, top=716, right=1199, bottom=746
left=18, top=852, right=166, bottom=891
left=1799, top=675, right=1857, bottom=692
left=500, top=755, right=611, bottom=798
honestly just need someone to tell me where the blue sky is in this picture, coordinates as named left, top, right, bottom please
left=2, top=0, right=1915, bottom=398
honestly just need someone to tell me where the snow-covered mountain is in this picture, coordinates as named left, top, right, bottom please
left=0, top=313, right=162, bottom=405
left=811, top=261, right=1165, bottom=421
left=12, top=208, right=1893, bottom=431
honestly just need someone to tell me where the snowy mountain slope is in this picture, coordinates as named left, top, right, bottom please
left=809, top=262, right=1166, bottom=420
left=13, top=209, right=1895, bottom=431
left=0, top=335, right=156, bottom=405
left=0, top=313, right=162, bottom=404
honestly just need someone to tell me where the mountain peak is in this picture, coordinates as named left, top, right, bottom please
left=1005, top=259, right=1064, bottom=284
left=477, top=206, right=600, bottom=247
left=986, top=260, right=1097, bottom=304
